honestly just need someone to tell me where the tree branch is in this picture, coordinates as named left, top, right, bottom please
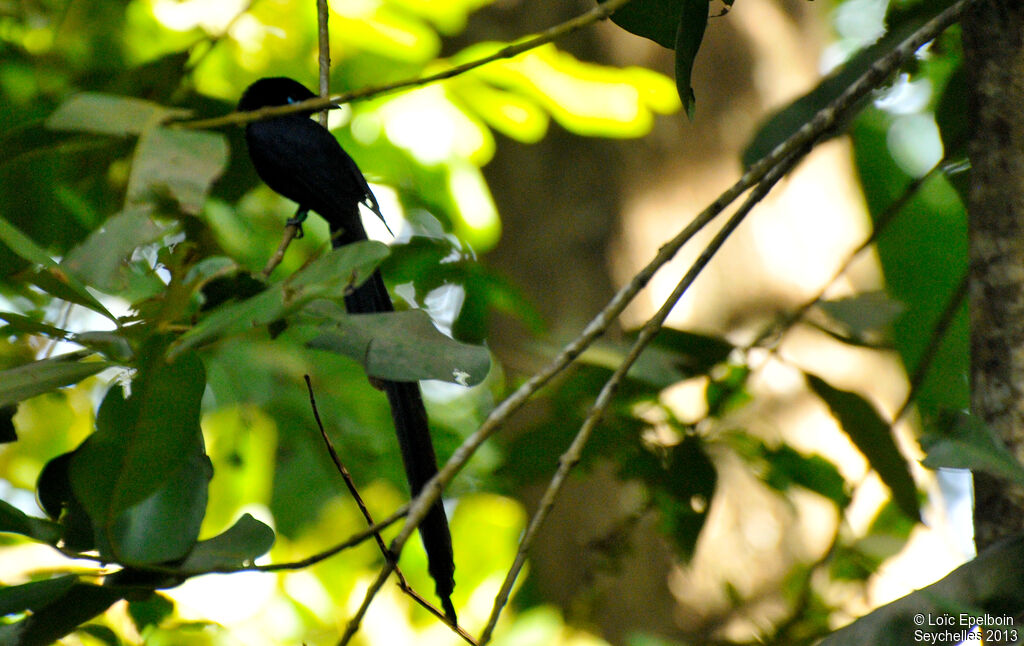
left=478, top=147, right=806, bottom=643
left=385, top=0, right=973, bottom=593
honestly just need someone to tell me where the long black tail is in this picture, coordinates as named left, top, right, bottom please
left=331, top=220, right=457, bottom=622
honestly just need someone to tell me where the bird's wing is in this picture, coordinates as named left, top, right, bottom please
left=247, top=117, right=387, bottom=235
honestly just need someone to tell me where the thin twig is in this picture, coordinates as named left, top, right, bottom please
left=55, top=507, right=409, bottom=576
left=305, top=377, right=401, bottom=568
left=317, top=0, right=331, bottom=130
left=171, top=0, right=634, bottom=131
left=339, top=562, right=395, bottom=645
left=184, top=1, right=256, bottom=72
left=260, top=215, right=302, bottom=278
left=303, top=378, right=477, bottom=644
left=384, top=1, right=973, bottom=609
left=253, top=509, right=406, bottom=572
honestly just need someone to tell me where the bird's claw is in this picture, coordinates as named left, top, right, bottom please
left=287, top=207, right=309, bottom=238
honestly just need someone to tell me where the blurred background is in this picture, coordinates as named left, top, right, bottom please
left=0, top=0, right=971, bottom=644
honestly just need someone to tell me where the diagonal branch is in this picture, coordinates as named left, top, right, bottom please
left=479, top=147, right=807, bottom=644
left=387, top=0, right=973, bottom=582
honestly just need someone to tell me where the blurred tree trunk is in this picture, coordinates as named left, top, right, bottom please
left=461, top=1, right=828, bottom=644
left=458, top=3, right=675, bottom=642
left=962, top=0, right=1024, bottom=551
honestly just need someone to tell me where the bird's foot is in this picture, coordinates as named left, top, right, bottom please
left=286, top=207, right=309, bottom=238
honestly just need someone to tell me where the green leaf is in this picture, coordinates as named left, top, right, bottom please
left=852, top=107, right=968, bottom=415
left=731, top=434, right=850, bottom=508
left=0, top=582, right=124, bottom=646
left=0, top=352, right=107, bottom=408
left=806, top=373, right=920, bottom=521
left=72, top=332, right=134, bottom=363
left=600, top=0, right=681, bottom=49
left=168, top=241, right=389, bottom=359
left=0, top=215, right=116, bottom=321
left=305, top=303, right=491, bottom=386
left=818, top=292, right=904, bottom=341
left=921, top=410, right=1024, bottom=488
left=674, top=0, right=708, bottom=120
left=454, top=81, right=549, bottom=143
left=0, top=311, right=70, bottom=339
left=126, top=127, right=228, bottom=215
left=62, top=208, right=167, bottom=293
left=78, top=625, right=119, bottom=645
left=0, top=574, right=77, bottom=616
left=178, top=513, right=275, bottom=573
left=598, top=0, right=707, bottom=117
left=705, top=363, right=751, bottom=417
left=0, top=498, right=62, bottom=544
left=69, top=348, right=206, bottom=550
left=127, top=593, right=175, bottom=634
left=934, top=64, right=970, bottom=204
left=102, top=451, right=211, bottom=564
left=45, top=93, right=188, bottom=136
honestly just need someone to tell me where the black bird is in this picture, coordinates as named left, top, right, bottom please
left=238, top=77, right=457, bottom=622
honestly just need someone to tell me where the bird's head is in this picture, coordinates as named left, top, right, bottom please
left=237, top=77, right=332, bottom=114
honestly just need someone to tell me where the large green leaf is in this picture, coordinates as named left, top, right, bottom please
left=177, top=513, right=275, bottom=573
left=600, top=0, right=708, bottom=117
left=168, top=241, right=389, bottom=359
left=600, top=0, right=683, bottom=49
left=61, top=208, right=167, bottom=293
left=806, top=373, right=920, bottom=521
left=45, top=93, right=187, bottom=137
left=674, top=0, right=708, bottom=120
left=0, top=498, right=62, bottom=544
left=127, top=593, right=175, bottom=635
left=101, top=451, right=212, bottom=564
left=729, top=434, right=850, bottom=509
left=653, top=435, right=716, bottom=560
left=817, top=292, right=904, bottom=346
left=852, top=108, right=969, bottom=414
left=0, top=311, right=70, bottom=339
left=0, top=215, right=116, bottom=321
left=0, top=574, right=77, bottom=616
left=69, top=348, right=206, bottom=554
left=0, top=581, right=125, bottom=646
left=304, top=302, right=492, bottom=386
left=0, top=352, right=108, bottom=408
left=126, top=127, right=228, bottom=215
left=579, top=327, right=734, bottom=389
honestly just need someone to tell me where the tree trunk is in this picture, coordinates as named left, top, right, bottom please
left=962, top=0, right=1024, bottom=551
